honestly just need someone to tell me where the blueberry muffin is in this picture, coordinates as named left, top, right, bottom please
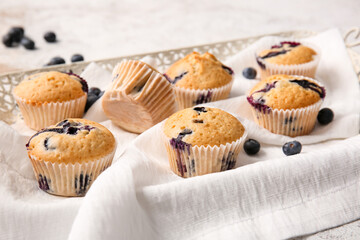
left=164, top=52, right=234, bottom=109
left=26, top=118, right=116, bottom=197
left=102, top=60, right=177, bottom=133
left=13, top=71, right=88, bottom=130
left=256, top=41, right=319, bottom=80
left=247, top=74, right=325, bottom=136
left=163, top=107, right=247, bottom=177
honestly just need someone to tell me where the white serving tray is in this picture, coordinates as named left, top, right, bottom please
left=1, top=29, right=359, bottom=125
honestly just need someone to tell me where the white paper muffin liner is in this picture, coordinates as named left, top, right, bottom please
left=248, top=76, right=325, bottom=137
left=28, top=149, right=115, bottom=197
left=173, top=77, right=234, bottom=110
left=14, top=94, right=87, bottom=131
left=255, top=39, right=321, bottom=80
left=162, top=122, right=248, bottom=178
left=102, top=60, right=177, bottom=133
left=250, top=100, right=323, bottom=137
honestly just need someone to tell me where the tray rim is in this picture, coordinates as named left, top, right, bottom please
left=0, top=29, right=317, bottom=77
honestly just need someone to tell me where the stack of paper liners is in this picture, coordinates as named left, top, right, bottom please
left=102, top=60, right=177, bottom=133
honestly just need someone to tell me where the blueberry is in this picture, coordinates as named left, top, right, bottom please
left=66, top=127, right=78, bottom=135
left=282, top=141, right=302, bottom=156
left=89, top=87, right=101, bottom=96
left=192, top=119, right=203, bottom=123
left=178, top=129, right=192, bottom=139
left=8, top=27, right=24, bottom=43
left=222, top=65, right=234, bottom=75
left=85, top=94, right=100, bottom=112
left=317, top=108, right=334, bottom=125
left=243, top=139, right=260, bottom=155
left=21, top=37, right=35, bottom=50
left=2, top=34, right=13, bottom=47
left=44, top=31, right=56, bottom=43
left=71, top=54, right=84, bottom=62
left=47, top=56, right=65, bottom=66
left=242, top=67, right=257, bottom=79
left=193, top=107, right=207, bottom=114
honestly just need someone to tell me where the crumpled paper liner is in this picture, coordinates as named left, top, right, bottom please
left=28, top=149, right=115, bottom=197
left=173, top=77, right=234, bottom=109
left=255, top=39, right=321, bottom=80
left=102, top=60, right=177, bottom=133
left=14, top=95, right=87, bottom=131
left=162, top=122, right=248, bottom=178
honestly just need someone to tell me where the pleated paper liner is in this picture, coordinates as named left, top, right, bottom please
left=102, top=60, right=177, bottom=133
left=248, top=76, right=325, bottom=137
left=162, top=123, right=248, bottom=178
left=255, top=39, right=321, bottom=80
left=28, top=149, right=115, bottom=197
left=173, top=77, right=234, bottom=110
left=14, top=94, right=87, bottom=131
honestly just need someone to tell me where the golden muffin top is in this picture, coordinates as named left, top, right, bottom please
left=163, top=107, right=245, bottom=147
left=247, top=74, right=325, bottom=111
left=14, top=71, right=87, bottom=103
left=164, top=52, right=233, bottom=90
left=26, top=118, right=116, bottom=164
left=257, top=41, right=317, bottom=65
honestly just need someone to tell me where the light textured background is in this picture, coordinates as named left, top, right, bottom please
left=0, top=0, right=359, bottom=73
left=0, top=0, right=359, bottom=239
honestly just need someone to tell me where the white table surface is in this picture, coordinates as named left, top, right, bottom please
left=0, top=0, right=359, bottom=239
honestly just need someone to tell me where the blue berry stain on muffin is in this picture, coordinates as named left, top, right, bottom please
left=192, top=119, right=203, bottom=123
left=75, top=173, right=92, bottom=195
left=65, top=72, right=88, bottom=93
left=289, top=79, right=325, bottom=98
left=169, top=129, right=193, bottom=176
left=256, top=41, right=302, bottom=69
left=38, top=174, right=50, bottom=191
left=193, top=107, right=207, bottom=114
left=26, top=119, right=95, bottom=149
left=221, top=65, right=234, bottom=75
left=271, top=41, right=300, bottom=49
left=284, top=116, right=295, bottom=124
left=247, top=81, right=277, bottom=113
left=194, top=91, right=212, bottom=105
left=170, top=129, right=193, bottom=151
left=163, top=71, right=188, bottom=84
left=220, top=151, right=236, bottom=171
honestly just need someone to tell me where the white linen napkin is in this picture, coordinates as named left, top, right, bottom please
left=0, top=28, right=359, bottom=240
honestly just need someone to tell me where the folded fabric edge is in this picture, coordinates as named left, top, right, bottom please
left=197, top=179, right=360, bottom=240
left=135, top=135, right=360, bottom=240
